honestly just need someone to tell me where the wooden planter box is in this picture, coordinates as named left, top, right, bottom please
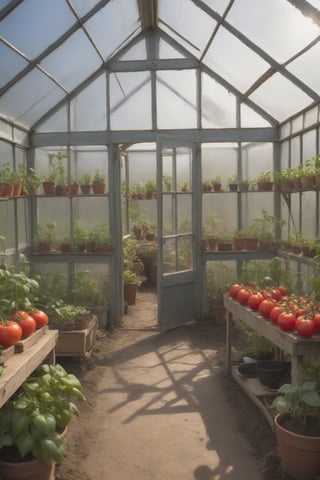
left=55, top=316, right=98, bottom=357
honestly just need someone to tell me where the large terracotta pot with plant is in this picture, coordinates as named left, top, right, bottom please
left=123, top=270, right=141, bottom=305
left=272, top=380, right=320, bottom=480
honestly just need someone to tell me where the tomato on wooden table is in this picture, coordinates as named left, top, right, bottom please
left=31, top=310, right=49, bottom=329
left=0, top=320, right=22, bottom=348
left=295, top=316, right=317, bottom=338
left=229, top=284, right=242, bottom=299
left=278, top=285, right=289, bottom=296
left=269, top=305, right=284, bottom=324
left=271, top=288, right=282, bottom=302
left=277, top=311, right=296, bottom=331
left=247, top=292, right=264, bottom=310
left=258, top=299, right=277, bottom=318
left=236, top=288, right=251, bottom=305
left=11, top=311, right=36, bottom=337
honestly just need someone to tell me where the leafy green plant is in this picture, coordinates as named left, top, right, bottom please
left=228, top=175, right=238, bottom=185
left=33, top=222, right=57, bottom=248
left=92, top=169, right=105, bottom=184
left=78, top=173, right=91, bottom=185
left=0, top=364, right=84, bottom=465
left=71, top=270, right=107, bottom=305
left=256, top=170, right=273, bottom=182
left=211, top=175, right=221, bottom=185
left=123, top=270, right=142, bottom=286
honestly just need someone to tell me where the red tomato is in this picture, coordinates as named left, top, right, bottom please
left=271, top=289, right=282, bottom=302
left=229, top=284, right=242, bottom=299
left=247, top=292, right=264, bottom=310
left=269, top=305, right=284, bottom=324
left=0, top=320, right=22, bottom=348
left=31, top=310, right=49, bottom=329
left=313, top=313, right=320, bottom=330
left=258, top=299, right=277, bottom=318
left=12, top=311, right=36, bottom=337
left=278, top=285, right=289, bottom=296
left=277, top=312, right=296, bottom=331
left=295, top=316, right=317, bottom=338
left=236, top=288, right=251, bottom=305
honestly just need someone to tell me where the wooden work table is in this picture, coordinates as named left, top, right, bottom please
left=224, top=295, right=320, bottom=427
left=0, top=329, right=58, bottom=408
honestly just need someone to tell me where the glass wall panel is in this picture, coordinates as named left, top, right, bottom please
left=240, top=104, right=271, bottom=127
left=0, top=43, right=28, bottom=88
left=305, top=107, right=318, bottom=128
left=0, top=140, right=12, bottom=162
left=157, top=70, right=196, bottom=129
left=71, top=75, right=106, bottom=131
left=0, top=0, right=75, bottom=59
left=280, top=123, right=291, bottom=141
left=110, top=72, right=151, bottom=130
left=249, top=73, right=312, bottom=122
left=280, top=141, right=289, bottom=170
left=159, top=0, right=217, bottom=58
left=228, top=0, right=319, bottom=63
left=71, top=146, right=108, bottom=187
left=0, top=120, right=12, bottom=141
left=17, top=199, right=28, bottom=248
left=242, top=143, right=273, bottom=181
left=292, top=116, right=303, bottom=135
left=1, top=202, right=14, bottom=249
left=204, top=27, right=269, bottom=92
left=291, top=136, right=301, bottom=168
left=302, top=130, right=317, bottom=162
left=301, top=192, right=316, bottom=238
left=40, top=30, right=101, bottom=92
left=202, top=73, right=236, bottom=128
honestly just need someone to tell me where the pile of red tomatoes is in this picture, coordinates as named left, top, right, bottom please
left=229, top=283, right=320, bottom=338
left=0, top=310, right=49, bottom=349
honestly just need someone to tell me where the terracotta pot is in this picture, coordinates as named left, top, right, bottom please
left=256, top=181, right=273, bottom=191
left=301, top=176, right=315, bottom=189
left=92, top=182, right=106, bottom=194
left=42, top=181, right=55, bottom=195
left=281, top=179, right=294, bottom=191
left=228, top=184, right=238, bottom=192
left=13, top=183, right=22, bottom=196
left=213, top=184, right=222, bottom=192
left=33, top=242, right=51, bottom=253
left=238, top=183, right=249, bottom=192
left=69, top=183, right=79, bottom=195
left=59, top=243, right=72, bottom=253
left=4, top=183, right=15, bottom=197
left=233, top=237, right=245, bottom=251
left=55, top=184, right=68, bottom=195
left=293, top=177, right=303, bottom=190
left=274, top=412, right=320, bottom=480
left=243, top=237, right=259, bottom=250
left=208, top=296, right=226, bottom=325
left=0, top=457, right=55, bottom=480
left=207, top=236, right=217, bottom=251
left=217, top=241, right=233, bottom=251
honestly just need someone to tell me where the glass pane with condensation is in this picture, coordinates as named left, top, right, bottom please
left=287, top=43, right=320, bottom=96
left=118, top=39, right=147, bottom=60
left=71, top=74, right=106, bottom=131
left=40, top=30, right=101, bottom=92
left=85, top=0, right=139, bottom=60
left=37, top=105, right=68, bottom=133
left=110, top=71, right=151, bottom=130
left=0, top=0, right=75, bottom=59
left=203, top=27, right=269, bottom=92
left=0, top=69, right=64, bottom=128
left=0, top=43, right=28, bottom=88
left=200, top=0, right=232, bottom=16
left=202, top=72, right=236, bottom=128
left=159, top=0, right=217, bottom=58
left=227, top=0, right=319, bottom=63
left=68, top=0, right=101, bottom=17
left=249, top=73, right=313, bottom=123
left=241, top=104, right=271, bottom=127
left=157, top=70, right=197, bottom=129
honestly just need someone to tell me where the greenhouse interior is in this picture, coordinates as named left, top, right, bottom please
left=1, top=0, right=320, bottom=478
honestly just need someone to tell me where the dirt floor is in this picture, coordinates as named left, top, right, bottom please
left=55, top=287, right=285, bottom=480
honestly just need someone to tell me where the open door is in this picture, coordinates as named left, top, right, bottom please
left=157, top=139, right=201, bottom=332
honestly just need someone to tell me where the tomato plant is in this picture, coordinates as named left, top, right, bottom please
left=11, top=311, right=36, bottom=337
left=31, top=310, right=49, bottom=329
left=295, top=316, right=317, bottom=338
left=277, top=311, right=296, bottom=331
left=0, top=320, right=22, bottom=348
left=258, top=299, right=276, bottom=318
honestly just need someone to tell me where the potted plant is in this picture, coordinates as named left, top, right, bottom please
left=79, top=173, right=91, bottom=194
left=211, top=175, right=222, bottom=192
left=73, top=219, right=89, bottom=252
left=228, top=175, right=238, bottom=192
left=238, top=178, right=251, bottom=192
left=0, top=363, right=85, bottom=480
left=54, top=152, right=68, bottom=195
left=0, top=163, right=15, bottom=197
left=25, top=167, right=42, bottom=196
left=162, top=175, right=172, bottom=192
left=271, top=378, right=320, bottom=480
left=91, top=169, right=106, bottom=194
left=42, top=153, right=58, bottom=195
left=32, top=222, right=56, bottom=253
left=69, top=178, right=79, bottom=195
left=123, top=270, right=142, bottom=305
left=206, top=262, right=234, bottom=325
left=92, top=223, right=113, bottom=253
left=256, top=170, right=274, bottom=191
left=144, top=179, right=157, bottom=199
left=202, top=179, right=212, bottom=192
left=204, top=213, right=220, bottom=251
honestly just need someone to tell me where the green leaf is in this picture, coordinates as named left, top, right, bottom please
left=32, top=414, right=56, bottom=436
left=16, top=433, right=34, bottom=458
left=302, top=391, right=320, bottom=407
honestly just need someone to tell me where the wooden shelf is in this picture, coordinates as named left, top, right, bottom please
left=0, top=330, right=58, bottom=408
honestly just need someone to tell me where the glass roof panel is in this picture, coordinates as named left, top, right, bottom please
left=40, top=30, right=101, bottom=92
left=0, top=0, right=75, bottom=59
left=0, top=68, right=64, bottom=127
left=159, top=0, right=217, bottom=58
left=118, top=39, right=147, bottom=60
left=249, top=73, right=313, bottom=122
left=0, top=1, right=12, bottom=9
left=159, top=37, right=187, bottom=59
left=85, top=0, right=140, bottom=60
left=71, top=74, right=106, bottom=131
left=227, top=0, right=320, bottom=63
left=68, top=0, right=102, bottom=17
left=0, top=42, right=28, bottom=88
left=306, top=0, right=320, bottom=10
left=287, top=43, right=320, bottom=96
left=37, top=105, right=68, bottom=133
left=202, top=73, right=236, bottom=128
left=200, top=0, right=232, bottom=16
left=240, top=104, right=271, bottom=127
left=203, top=26, right=269, bottom=92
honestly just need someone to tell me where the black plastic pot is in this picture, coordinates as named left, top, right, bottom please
left=256, top=361, right=291, bottom=389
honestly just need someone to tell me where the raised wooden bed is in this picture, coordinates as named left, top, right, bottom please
left=55, top=316, right=98, bottom=357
